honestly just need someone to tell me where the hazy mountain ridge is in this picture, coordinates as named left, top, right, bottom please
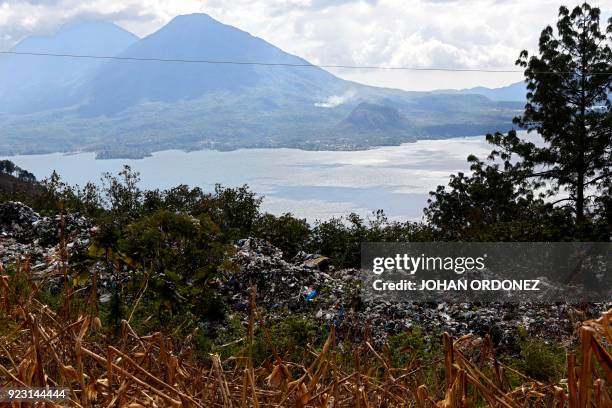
left=435, top=81, right=527, bottom=102
left=0, top=14, right=522, bottom=158
left=80, top=14, right=345, bottom=115
left=0, top=21, right=138, bottom=114
left=331, top=102, right=419, bottom=146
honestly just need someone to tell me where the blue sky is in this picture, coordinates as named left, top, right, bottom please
left=1, top=0, right=610, bottom=90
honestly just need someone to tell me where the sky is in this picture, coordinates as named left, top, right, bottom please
left=0, top=0, right=610, bottom=91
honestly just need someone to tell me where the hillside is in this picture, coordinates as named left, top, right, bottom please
left=0, top=198, right=610, bottom=406
left=80, top=14, right=343, bottom=115
left=0, top=173, right=36, bottom=196
left=0, top=14, right=522, bottom=158
left=332, top=102, right=419, bottom=146
left=436, top=81, right=527, bottom=102
left=0, top=21, right=138, bottom=114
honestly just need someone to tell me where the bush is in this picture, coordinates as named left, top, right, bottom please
left=195, top=184, right=262, bottom=239
left=253, top=213, right=311, bottom=259
left=253, top=314, right=323, bottom=364
left=309, top=211, right=434, bottom=268
left=516, top=338, right=566, bottom=382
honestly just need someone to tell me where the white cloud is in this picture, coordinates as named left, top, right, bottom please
left=1, top=0, right=610, bottom=90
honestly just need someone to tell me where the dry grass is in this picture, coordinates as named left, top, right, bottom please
left=0, top=263, right=611, bottom=407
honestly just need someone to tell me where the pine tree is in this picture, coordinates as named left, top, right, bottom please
left=489, top=2, right=611, bottom=223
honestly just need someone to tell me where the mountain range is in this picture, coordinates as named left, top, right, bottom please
left=436, top=82, right=527, bottom=102
left=0, top=14, right=525, bottom=158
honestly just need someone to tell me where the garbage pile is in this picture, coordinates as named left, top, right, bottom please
left=0, top=201, right=41, bottom=242
left=224, top=238, right=354, bottom=313
left=0, top=204, right=608, bottom=352
left=227, top=238, right=608, bottom=350
left=0, top=201, right=91, bottom=275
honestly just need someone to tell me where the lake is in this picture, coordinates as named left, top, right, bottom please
left=4, top=135, right=496, bottom=222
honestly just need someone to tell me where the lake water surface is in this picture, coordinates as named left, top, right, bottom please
left=4, top=136, right=496, bottom=222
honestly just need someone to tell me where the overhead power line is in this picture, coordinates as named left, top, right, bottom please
left=1, top=50, right=611, bottom=75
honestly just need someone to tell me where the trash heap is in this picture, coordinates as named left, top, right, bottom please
left=0, top=201, right=91, bottom=275
left=225, top=237, right=354, bottom=314
left=0, top=201, right=41, bottom=242
left=0, top=203, right=608, bottom=352
left=226, top=238, right=608, bottom=350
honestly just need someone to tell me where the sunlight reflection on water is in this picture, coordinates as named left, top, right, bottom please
left=5, top=134, right=525, bottom=222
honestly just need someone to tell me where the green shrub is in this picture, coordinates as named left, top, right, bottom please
left=253, top=213, right=311, bottom=259
left=253, top=314, right=323, bottom=365
left=516, top=338, right=566, bottom=382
